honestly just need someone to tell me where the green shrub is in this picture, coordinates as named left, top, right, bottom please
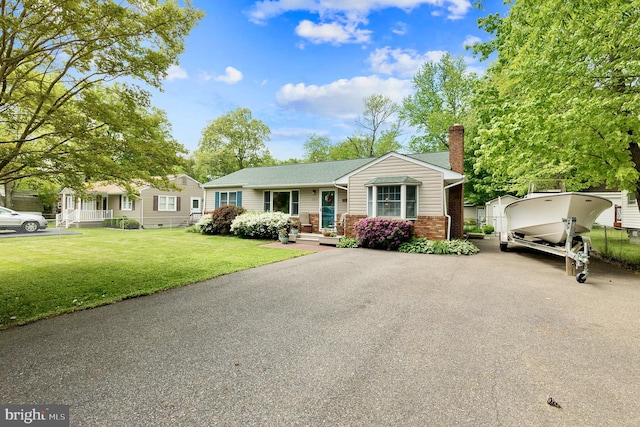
left=197, top=205, right=246, bottom=235
left=337, top=237, right=359, bottom=248
left=354, top=217, right=413, bottom=250
left=482, top=224, right=495, bottom=234
left=463, top=224, right=483, bottom=233
left=103, top=217, right=140, bottom=229
left=231, top=211, right=292, bottom=239
left=398, top=238, right=479, bottom=255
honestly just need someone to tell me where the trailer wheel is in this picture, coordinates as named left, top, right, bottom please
left=576, top=272, right=587, bottom=283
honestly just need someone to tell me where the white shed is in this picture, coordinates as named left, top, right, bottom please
left=485, top=195, right=520, bottom=233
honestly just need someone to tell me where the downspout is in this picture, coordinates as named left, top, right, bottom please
left=443, top=178, right=465, bottom=240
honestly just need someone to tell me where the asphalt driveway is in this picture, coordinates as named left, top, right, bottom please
left=1, top=239, right=639, bottom=426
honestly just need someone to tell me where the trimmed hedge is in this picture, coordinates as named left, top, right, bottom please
left=103, top=217, right=140, bottom=229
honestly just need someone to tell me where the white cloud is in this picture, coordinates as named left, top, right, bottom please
left=276, top=75, right=412, bottom=119
left=247, top=0, right=472, bottom=23
left=215, top=66, right=243, bottom=84
left=165, top=65, right=188, bottom=81
left=463, top=35, right=481, bottom=49
left=295, top=18, right=371, bottom=45
left=368, top=47, right=446, bottom=78
left=272, top=127, right=328, bottom=140
left=198, top=71, right=214, bottom=82
left=391, top=21, right=408, bottom=35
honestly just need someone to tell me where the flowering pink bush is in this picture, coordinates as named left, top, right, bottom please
left=354, top=217, right=413, bottom=250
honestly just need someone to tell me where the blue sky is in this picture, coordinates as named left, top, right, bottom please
left=151, top=0, right=508, bottom=160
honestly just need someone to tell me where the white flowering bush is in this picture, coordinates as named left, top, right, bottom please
left=231, top=211, right=292, bottom=239
left=196, top=213, right=215, bottom=234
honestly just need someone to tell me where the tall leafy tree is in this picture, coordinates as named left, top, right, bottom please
left=0, top=0, right=203, bottom=191
left=472, top=0, right=640, bottom=208
left=302, top=94, right=403, bottom=162
left=402, top=53, right=478, bottom=152
left=303, top=133, right=332, bottom=162
left=192, top=108, right=273, bottom=181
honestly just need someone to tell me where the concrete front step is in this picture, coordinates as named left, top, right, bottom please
left=295, top=232, right=343, bottom=246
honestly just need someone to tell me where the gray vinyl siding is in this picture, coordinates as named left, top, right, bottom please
left=139, top=176, right=204, bottom=227
left=348, top=156, right=444, bottom=216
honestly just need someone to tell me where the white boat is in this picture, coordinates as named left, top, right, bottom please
left=504, top=182, right=612, bottom=244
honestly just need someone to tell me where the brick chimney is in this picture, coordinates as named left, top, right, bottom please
left=448, top=124, right=464, bottom=239
left=449, top=124, right=464, bottom=174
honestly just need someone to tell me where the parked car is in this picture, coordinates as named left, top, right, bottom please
left=0, top=206, right=48, bottom=233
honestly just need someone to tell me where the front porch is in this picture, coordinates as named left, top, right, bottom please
left=56, top=209, right=113, bottom=228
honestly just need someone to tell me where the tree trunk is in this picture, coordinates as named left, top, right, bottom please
left=3, top=181, right=13, bottom=208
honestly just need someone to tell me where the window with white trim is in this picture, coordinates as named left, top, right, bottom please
left=220, top=191, right=237, bottom=206
left=121, top=196, right=133, bottom=211
left=263, top=190, right=299, bottom=215
left=158, top=195, right=177, bottom=211
left=366, top=184, right=419, bottom=219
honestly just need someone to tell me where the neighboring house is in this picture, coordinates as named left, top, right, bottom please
left=464, top=202, right=487, bottom=226
left=592, top=190, right=640, bottom=230
left=58, top=174, right=203, bottom=228
left=201, top=125, right=466, bottom=240
left=0, top=189, right=44, bottom=213
left=485, top=195, right=520, bottom=234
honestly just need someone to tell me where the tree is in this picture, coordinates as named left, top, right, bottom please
left=402, top=53, right=478, bottom=152
left=303, top=134, right=332, bottom=162
left=301, top=95, right=403, bottom=163
left=472, top=0, right=640, bottom=208
left=192, top=108, right=273, bottom=181
left=0, top=1, right=203, bottom=191
left=352, top=94, right=403, bottom=157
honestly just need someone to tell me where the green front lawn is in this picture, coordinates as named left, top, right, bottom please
left=0, top=228, right=312, bottom=329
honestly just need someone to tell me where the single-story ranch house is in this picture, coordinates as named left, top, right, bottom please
left=202, top=125, right=466, bottom=240
left=58, top=174, right=203, bottom=228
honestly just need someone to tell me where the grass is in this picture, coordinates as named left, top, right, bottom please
left=586, top=227, right=640, bottom=270
left=0, top=227, right=312, bottom=329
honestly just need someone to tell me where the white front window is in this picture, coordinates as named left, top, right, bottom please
left=263, top=190, right=299, bottom=215
left=367, top=185, right=418, bottom=219
left=220, top=192, right=237, bottom=206
left=122, top=196, right=133, bottom=211
left=158, top=195, right=177, bottom=211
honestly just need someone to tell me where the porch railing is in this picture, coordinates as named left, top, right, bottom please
left=56, top=209, right=114, bottom=228
left=189, top=212, right=203, bottom=225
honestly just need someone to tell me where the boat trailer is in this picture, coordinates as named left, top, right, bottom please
left=499, top=217, right=592, bottom=283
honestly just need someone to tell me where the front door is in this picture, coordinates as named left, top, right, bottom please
left=321, top=190, right=335, bottom=229
left=190, top=197, right=201, bottom=214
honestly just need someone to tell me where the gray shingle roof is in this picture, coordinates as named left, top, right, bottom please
left=201, top=151, right=451, bottom=188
